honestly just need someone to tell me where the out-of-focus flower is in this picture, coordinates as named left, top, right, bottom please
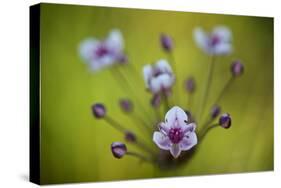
left=185, top=77, right=196, bottom=93
left=111, top=142, right=127, bottom=159
left=231, top=60, right=244, bottom=76
left=219, top=113, right=231, bottom=129
left=153, top=106, right=197, bottom=158
left=143, top=59, right=175, bottom=94
left=193, top=26, right=232, bottom=55
left=210, top=105, right=221, bottom=119
left=92, top=103, right=106, bottom=118
left=79, top=29, right=126, bottom=71
left=124, top=131, right=137, bottom=142
left=160, top=33, right=173, bottom=52
left=119, top=99, right=133, bottom=113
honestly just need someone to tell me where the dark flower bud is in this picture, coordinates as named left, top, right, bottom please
left=151, top=94, right=161, bottom=108
left=160, top=33, right=173, bottom=52
left=111, top=142, right=127, bottom=159
left=185, top=77, right=196, bottom=93
left=231, top=60, right=244, bottom=76
left=210, top=105, right=221, bottom=119
left=119, top=99, right=133, bottom=113
left=219, top=113, right=231, bottom=129
left=118, top=54, right=128, bottom=64
left=124, top=131, right=137, bottom=142
left=92, top=103, right=106, bottom=118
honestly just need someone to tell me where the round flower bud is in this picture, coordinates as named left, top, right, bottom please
left=210, top=105, right=221, bottom=119
left=185, top=77, right=196, bottom=93
left=111, top=142, right=127, bottom=159
left=231, top=60, right=244, bottom=76
left=219, top=113, right=231, bottom=129
left=124, top=131, right=137, bottom=142
left=91, top=103, right=106, bottom=118
left=119, top=99, right=133, bottom=113
left=160, top=34, right=173, bottom=52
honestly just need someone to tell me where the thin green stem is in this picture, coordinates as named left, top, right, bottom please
left=213, top=76, right=234, bottom=105
left=168, top=53, right=181, bottom=105
left=104, top=116, right=126, bottom=133
left=198, top=123, right=219, bottom=141
left=198, top=55, right=216, bottom=122
left=127, top=151, right=154, bottom=163
left=115, top=67, right=154, bottom=123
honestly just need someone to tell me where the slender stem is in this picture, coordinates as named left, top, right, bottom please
left=198, top=55, right=216, bottom=122
left=168, top=53, right=180, bottom=105
left=198, top=123, right=219, bottom=141
left=162, top=93, right=170, bottom=112
left=109, top=67, right=154, bottom=129
left=104, top=116, right=155, bottom=155
left=134, top=140, right=157, bottom=156
left=130, top=112, right=152, bottom=133
left=127, top=151, right=154, bottom=163
left=115, top=67, right=154, bottom=123
left=213, top=76, right=234, bottom=105
left=104, top=116, right=126, bottom=133
left=187, top=93, right=193, bottom=111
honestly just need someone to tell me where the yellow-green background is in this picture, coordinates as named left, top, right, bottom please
left=40, top=3, right=273, bottom=184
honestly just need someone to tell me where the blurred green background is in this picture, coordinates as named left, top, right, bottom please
left=40, top=3, right=273, bottom=184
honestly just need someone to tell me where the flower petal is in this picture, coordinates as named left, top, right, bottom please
left=159, top=122, right=169, bottom=135
left=180, top=132, right=197, bottom=151
left=182, top=122, right=196, bottom=135
left=165, top=106, right=188, bottom=128
left=212, top=26, right=232, bottom=42
left=153, top=131, right=171, bottom=150
left=105, top=29, right=124, bottom=53
left=170, top=144, right=181, bottom=158
left=143, top=65, right=153, bottom=88
left=193, top=27, right=209, bottom=53
left=155, top=59, right=172, bottom=74
left=157, top=74, right=174, bottom=90
left=79, top=38, right=99, bottom=62
left=213, top=43, right=232, bottom=55
left=150, top=77, right=162, bottom=93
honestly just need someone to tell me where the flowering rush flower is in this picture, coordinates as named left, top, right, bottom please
left=153, top=106, right=197, bottom=158
left=79, top=29, right=126, bottom=71
left=193, top=26, right=232, bottom=55
left=143, top=59, right=175, bottom=94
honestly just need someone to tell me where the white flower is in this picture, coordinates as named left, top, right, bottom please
left=143, top=59, right=175, bottom=94
left=153, top=106, right=197, bottom=158
left=79, top=29, right=126, bottom=72
left=193, top=26, right=232, bottom=55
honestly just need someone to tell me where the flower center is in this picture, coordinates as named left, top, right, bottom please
left=210, top=35, right=220, bottom=46
left=168, top=128, right=184, bottom=144
left=95, top=45, right=109, bottom=58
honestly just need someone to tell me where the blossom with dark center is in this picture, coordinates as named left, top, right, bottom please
left=143, top=59, right=175, bottom=94
left=219, top=113, right=232, bottom=129
left=92, top=103, right=106, bottom=118
left=111, top=142, right=127, bottom=159
left=231, top=60, right=244, bottom=76
left=211, top=105, right=221, bottom=119
left=160, top=33, right=173, bottom=52
left=79, top=29, right=126, bottom=71
left=193, top=26, right=232, bottom=55
left=185, top=77, right=196, bottom=93
left=119, top=99, right=133, bottom=113
left=153, top=106, right=197, bottom=158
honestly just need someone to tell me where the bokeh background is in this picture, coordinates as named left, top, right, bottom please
left=40, top=3, right=273, bottom=184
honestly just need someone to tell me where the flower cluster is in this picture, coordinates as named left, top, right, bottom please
left=80, top=26, right=244, bottom=168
